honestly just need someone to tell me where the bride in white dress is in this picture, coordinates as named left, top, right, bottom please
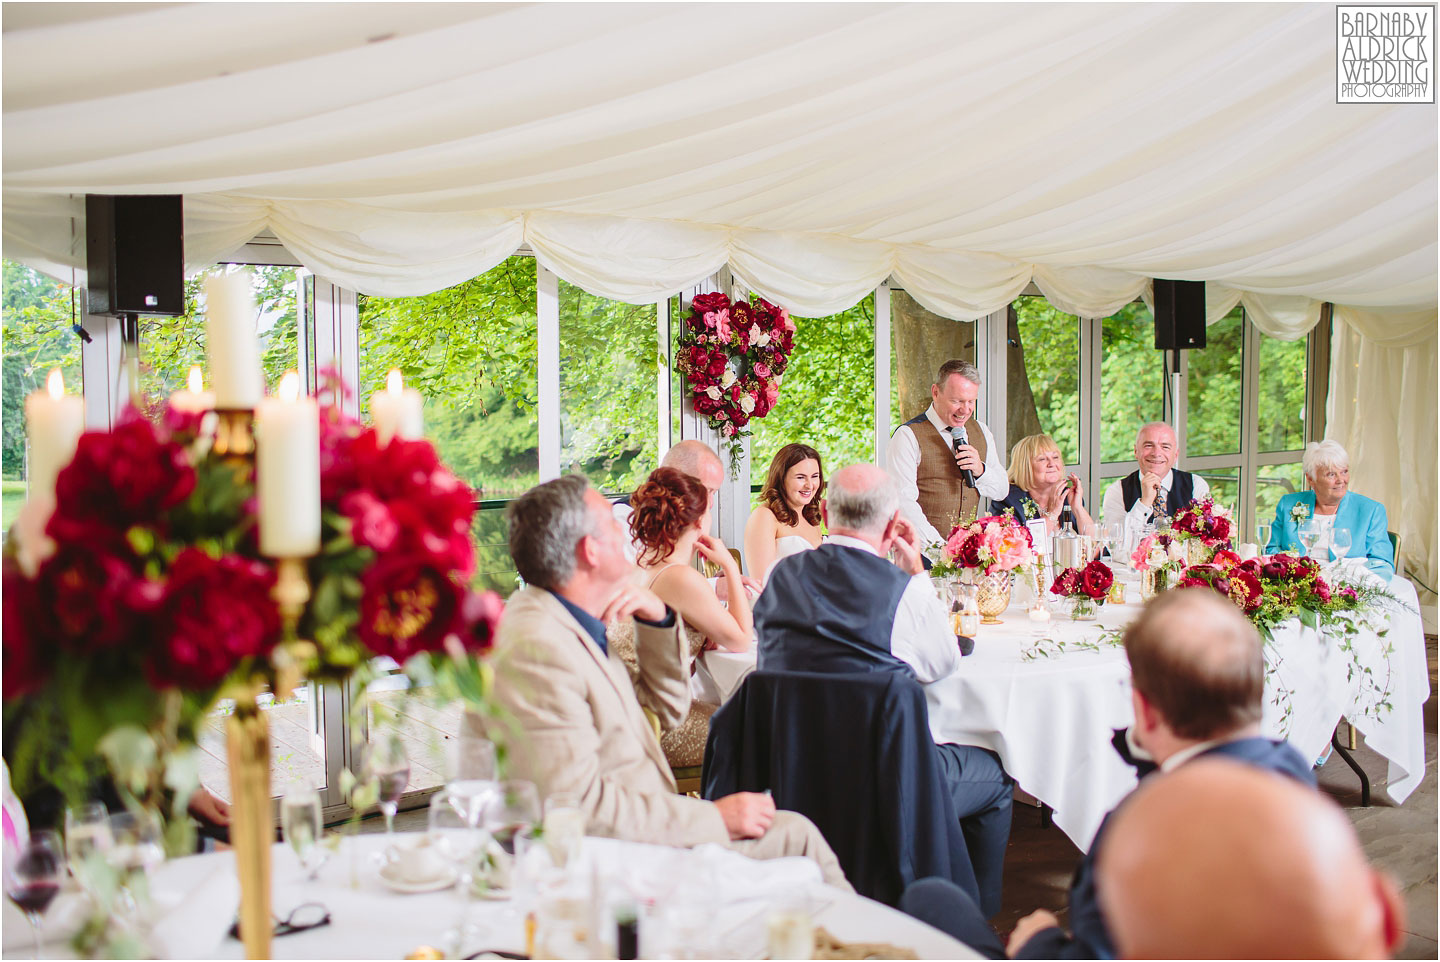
left=743, top=443, right=826, bottom=586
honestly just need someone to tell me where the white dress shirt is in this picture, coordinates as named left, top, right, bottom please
left=825, top=534, right=960, bottom=741
left=1100, top=468, right=1211, bottom=549
left=887, top=405, right=1009, bottom=547
left=613, top=499, right=639, bottom=564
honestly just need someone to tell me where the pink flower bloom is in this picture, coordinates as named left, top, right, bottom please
left=713, top=309, right=731, bottom=340
left=779, top=309, right=796, bottom=333
left=754, top=361, right=772, bottom=380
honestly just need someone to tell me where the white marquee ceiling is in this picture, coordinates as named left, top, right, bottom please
left=3, top=2, right=1436, bottom=324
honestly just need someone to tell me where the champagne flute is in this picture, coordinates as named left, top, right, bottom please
left=281, top=790, right=326, bottom=882
left=543, top=792, right=585, bottom=871
left=431, top=792, right=483, bottom=955
left=6, top=830, right=65, bottom=960
left=1256, top=521, right=1272, bottom=553
left=446, top=736, right=498, bottom=830
left=363, top=737, right=411, bottom=836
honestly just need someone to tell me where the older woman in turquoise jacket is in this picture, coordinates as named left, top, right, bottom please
left=1265, top=440, right=1394, bottom=578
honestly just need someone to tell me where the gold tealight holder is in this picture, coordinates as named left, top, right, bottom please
left=212, top=408, right=256, bottom=464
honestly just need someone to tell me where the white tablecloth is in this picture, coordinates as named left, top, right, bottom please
left=3, top=833, right=979, bottom=960
left=926, top=570, right=1430, bottom=850
left=709, top=570, right=1429, bottom=853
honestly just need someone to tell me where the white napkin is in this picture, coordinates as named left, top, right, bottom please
left=148, top=857, right=240, bottom=959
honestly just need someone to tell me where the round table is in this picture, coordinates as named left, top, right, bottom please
left=3, top=833, right=981, bottom=960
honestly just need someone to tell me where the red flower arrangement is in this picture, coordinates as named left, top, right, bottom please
left=1171, top=496, right=1235, bottom=549
left=1176, top=550, right=1364, bottom=636
left=3, top=377, right=503, bottom=820
left=932, top=514, right=1037, bottom=579
left=674, top=291, right=795, bottom=470
left=1050, top=559, right=1114, bottom=619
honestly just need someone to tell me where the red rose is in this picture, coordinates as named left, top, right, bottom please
left=1079, top=560, right=1114, bottom=600
left=707, top=356, right=727, bottom=378
left=957, top=534, right=984, bottom=568
left=1313, top=577, right=1332, bottom=603
left=23, top=538, right=142, bottom=649
left=1050, top=567, right=1081, bottom=596
left=1261, top=558, right=1288, bottom=580
left=690, top=292, right=729, bottom=315
left=341, top=491, right=400, bottom=553
left=1209, top=516, right=1232, bottom=542
left=358, top=555, right=465, bottom=661
left=50, top=418, right=196, bottom=539
left=3, top=570, right=46, bottom=698
left=151, top=549, right=281, bottom=690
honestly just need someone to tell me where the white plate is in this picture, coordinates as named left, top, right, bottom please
left=378, top=863, right=458, bottom=894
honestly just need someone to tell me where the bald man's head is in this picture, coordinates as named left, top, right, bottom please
left=825, top=464, right=899, bottom=537
left=1098, top=759, right=1405, bottom=959
left=660, top=441, right=724, bottom=507
left=1124, top=589, right=1263, bottom=740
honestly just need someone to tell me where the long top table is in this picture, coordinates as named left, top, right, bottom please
left=2, top=833, right=980, bottom=960
left=709, top=567, right=1428, bottom=852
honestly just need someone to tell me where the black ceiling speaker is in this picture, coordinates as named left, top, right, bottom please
left=1152, top=279, right=1206, bottom=350
left=85, top=194, right=185, bottom=316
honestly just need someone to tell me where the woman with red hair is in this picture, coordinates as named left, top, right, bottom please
left=609, top=466, right=752, bottom=771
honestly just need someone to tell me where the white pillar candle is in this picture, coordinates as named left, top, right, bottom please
left=1237, top=542, right=1259, bottom=562
left=370, top=368, right=424, bottom=445
left=169, top=365, right=216, bottom=414
left=204, top=270, right=263, bottom=409
left=25, top=369, right=85, bottom=501
left=256, top=371, right=320, bottom=557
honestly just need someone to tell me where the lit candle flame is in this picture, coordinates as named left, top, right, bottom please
left=278, top=370, right=301, bottom=403
left=46, top=368, right=64, bottom=399
left=187, top=365, right=203, bottom=393
left=386, top=368, right=404, bottom=395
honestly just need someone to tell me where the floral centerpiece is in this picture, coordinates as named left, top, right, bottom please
left=3, top=375, right=502, bottom=955
left=1050, top=560, right=1114, bottom=621
left=1169, top=496, right=1235, bottom=564
left=1131, top=530, right=1187, bottom=597
left=932, top=515, right=1037, bottom=624
left=674, top=291, right=795, bottom=473
left=1176, top=549, right=1369, bottom=639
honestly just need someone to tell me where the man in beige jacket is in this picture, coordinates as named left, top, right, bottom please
left=481, top=474, right=849, bottom=888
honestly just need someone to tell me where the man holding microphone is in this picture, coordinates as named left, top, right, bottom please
left=887, top=359, right=1008, bottom=549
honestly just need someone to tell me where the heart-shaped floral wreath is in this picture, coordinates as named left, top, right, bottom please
left=675, top=292, right=796, bottom=473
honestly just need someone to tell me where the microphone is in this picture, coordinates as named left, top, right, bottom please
left=952, top=426, right=976, bottom=488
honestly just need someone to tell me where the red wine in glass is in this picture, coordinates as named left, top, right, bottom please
left=6, top=831, right=65, bottom=959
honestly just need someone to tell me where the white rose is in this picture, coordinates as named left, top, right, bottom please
left=753, top=330, right=771, bottom=348
left=720, top=367, right=737, bottom=388
left=1148, top=547, right=1166, bottom=568
left=739, top=393, right=756, bottom=414
left=705, top=385, right=722, bottom=400
left=1167, top=542, right=1187, bottom=563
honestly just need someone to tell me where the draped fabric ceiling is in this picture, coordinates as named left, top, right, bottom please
left=3, top=2, right=1436, bottom=593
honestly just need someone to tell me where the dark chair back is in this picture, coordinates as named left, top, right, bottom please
left=701, top=669, right=972, bottom=906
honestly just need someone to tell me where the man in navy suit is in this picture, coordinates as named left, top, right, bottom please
left=901, top=589, right=1314, bottom=959
left=756, top=464, right=1013, bottom=917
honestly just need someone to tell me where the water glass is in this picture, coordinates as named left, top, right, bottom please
left=6, top=830, right=64, bottom=960
left=1256, top=521, right=1272, bottom=551
left=1332, top=528, right=1353, bottom=562
left=486, top=780, right=540, bottom=854
left=281, top=790, right=327, bottom=881
left=363, top=737, right=411, bottom=836
left=1297, top=520, right=1320, bottom=559
left=543, top=793, right=585, bottom=870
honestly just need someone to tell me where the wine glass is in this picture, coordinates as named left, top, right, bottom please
left=446, top=736, right=499, bottom=830
left=6, top=830, right=65, bottom=960
left=486, top=781, right=540, bottom=856
left=363, top=737, right=411, bottom=836
left=281, top=790, right=327, bottom=882
left=1256, top=521, right=1272, bottom=553
left=1331, top=528, right=1353, bottom=565
left=108, top=809, right=165, bottom=921
left=1101, top=522, right=1123, bottom=563
left=431, top=792, right=484, bottom=955
left=1296, top=520, right=1320, bottom=559
left=64, top=801, right=112, bottom=891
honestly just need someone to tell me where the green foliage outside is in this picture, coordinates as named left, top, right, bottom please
left=750, top=298, right=877, bottom=484
left=2, top=260, right=82, bottom=480
left=2, top=257, right=1310, bottom=591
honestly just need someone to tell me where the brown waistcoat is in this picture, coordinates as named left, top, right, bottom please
left=912, top=417, right=987, bottom=537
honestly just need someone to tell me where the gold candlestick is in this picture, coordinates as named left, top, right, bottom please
left=213, top=408, right=256, bottom=463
